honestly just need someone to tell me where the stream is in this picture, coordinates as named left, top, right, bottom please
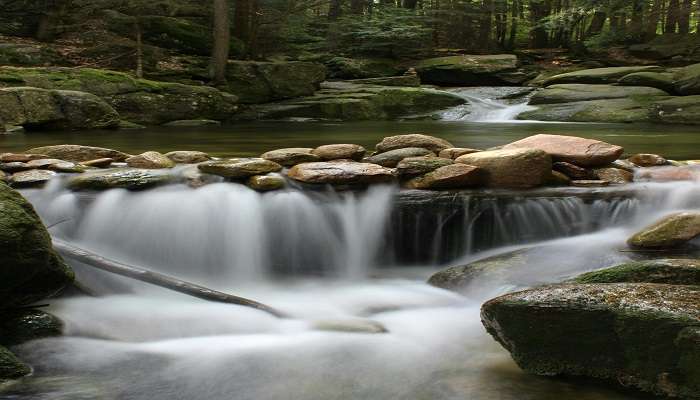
left=2, top=88, right=700, bottom=400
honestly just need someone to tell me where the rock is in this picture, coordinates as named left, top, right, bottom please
left=0, top=345, right=30, bottom=380
left=25, top=159, right=85, bottom=173
left=571, top=180, right=610, bottom=187
left=539, top=66, right=663, bottom=86
left=610, top=159, right=637, bottom=172
left=324, top=57, right=403, bottom=79
left=618, top=71, right=676, bottom=93
left=0, top=182, right=73, bottom=308
left=438, top=148, right=481, bottom=159
left=164, top=151, right=211, bottom=164
left=593, top=167, right=633, bottom=184
left=552, top=161, right=594, bottom=180
left=628, top=153, right=668, bottom=167
left=67, top=168, right=175, bottom=190
left=0, top=87, right=119, bottom=130
left=636, top=165, right=700, bottom=182
left=180, top=165, right=221, bottom=188
left=26, top=145, right=129, bottom=162
left=627, top=212, right=700, bottom=249
left=312, top=144, right=366, bottom=161
left=10, top=169, right=56, bottom=187
left=503, top=134, right=624, bottom=167
left=455, top=148, right=551, bottom=189
left=405, top=164, right=484, bottom=190
left=519, top=97, right=655, bottom=123
left=364, top=147, right=434, bottom=167
left=161, top=119, right=221, bottom=127
left=428, top=248, right=531, bottom=291
left=223, top=61, right=326, bottom=104
left=198, top=158, right=282, bottom=179
left=0, top=171, right=6, bottom=182
left=311, top=318, right=388, bottom=334
left=261, top=148, right=320, bottom=167
left=529, top=84, right=668, bottom=105
left=649, top=95, right=700, bottom=124
left=0, top=162, right=31, bottom=172
left=125, top=151, right=176, bottom=169
left=546, top=170, right=571, bottom=186
left=118, top=120, right=147, bottom=129
left=414, top=54, right=522, bottom=85
left=0, top=310, right=63, bottom=346
left=376, top=134, right=453, bottom=153
left=347, top=75, right=420, bottom=87
left=395, top=156, right=453, bottom=178
left=672, top=63, right=700, bottom=95
left=81, top=158, right=113, bottom=168
left=0, top=153, right=48, bottom=162
left=247, top=174, right=286, bottom=191
left=286, top=161, right=395, bottom=185
left=573, top=259, right=700, bottom=286
left=480, top=283, right=700, bottom=399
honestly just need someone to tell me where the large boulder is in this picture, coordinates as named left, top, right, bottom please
left=324, top=57, right=403, bottom=79
left=538, top=66, right=663, bottom=86
left=627, top=212, right=700, bottom=249
left=26, top=145, right=129, bottom=162
left=287, top=161, right=395, bottom=185
left=529, top=84, right=668, bottom=105
left=673, top=63, right=700, bottom=95
left=649, top=96, right=700, bottom=124
left=414, top=54, right=522, bottom=86
left=376, top=134, right=453, bottom=153
left=618, top=71, right=676, bottom=93
left=198, top=158, right=282, bottom=179
left=0, top=182, right=73, bottom=309
left=404, top=164, right=484, bottom=190
left=455, top=148, right=551, bottom=189
left=223, top=61, right=326, bottom=103
left=503, top=134, right=623, bottom=167
left=67, top=168, right=175, bottom=190
left=573, top=259, right=700, bottom=285
left=481, top=283, right=700, bottom=399
left=519, top=97, right=656, bottom=123
left=0, top=87, right=119, bottom=130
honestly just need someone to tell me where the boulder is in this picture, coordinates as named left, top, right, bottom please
left=395, top=156, right=453, bottom=178
left=405, top=164, right=484, bottom=190
left=529, top=84, right=668, bottom=105
left=618, top=71, right=676, bottom=93
left=628, top=153, right=668, bottom=167
left=552, top=161, right=595, bottom=180
left=0, top=153, right=47, bottom=162
left=198, top=158, right=282, bottom=179
left=324, top=57, right=403, bottom=79
left=261, top=148, right=320, bottom=167
left=0, top=346, right=30, bottom=380
left=67, top=168, right=175, bottom=190
left=673, top=63, right=700, bottom=95
left=0, top=309, right=63, bottom=346
left=573, top=259, right=700, bottom=286
left=546, top=170, right=571, bottom=186
left=518, top=97, right=655, bottom=124
left=27, top=159, right=85, bottom=173
left=503, top=134, right=623, bottom=167
left=538, top=66, right=663, bottom=86
left=364, top=147, right=434, bottom=167
left=347, top=75, right=420, bottom=87
left=455, top=148, right=551, bottom=189
left=312, top=144, right=366, bottom=161
left=376, top=134, right=453, bottom=153
left=164, top=151, right=211, bottom=164
left=0, top=182, right=73, bottom=308
left=286, top=161, right=395, bottom=185
left=125, top=151, right=176, bottom=169
left=481, top=283, right=700, bottom=399
left=10, top=169, right=56, bottom=187
left=593, top=167, right=633, bottom=184
left=571, top=179, right=610, bottom=187
left=223, top=61, right=326, bottom=103
left=414, top=54, right=522, bottom=86
left=649, top=96, right=700, bottom=124
left=81, top=158, right=113, bottom=168
left=627, top=212, right=700, bottom=249
left=636, top=165, right=700, bottom=182
left=438, top=148, right=481, bottom=159
left=161, top=119, right=221, bottom=127
left=246, top=174, right=286, bottom=191
left=26, top=145, right=129, bottom=162
left=0, top=162, right=31, bottom=172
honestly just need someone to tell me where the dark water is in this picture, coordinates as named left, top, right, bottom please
left=2, top=120, right=700, bottom=160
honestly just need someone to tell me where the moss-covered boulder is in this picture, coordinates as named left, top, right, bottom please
left=67, top=168, right=176, bottom=191
left=348, top=75, right=421, bottom=87
left=224, top=61, right=326, bottom=103
left=324, top=57, right=404, bottom=79
left=0, top=345, right=30, bottom=380
left=0, top=182, right=73, bottom=309
left=519, top=97, right=660, bottom=123
left=414, top=54, right=523, bottom=86
left=0, top=43, right=65, bottom=67
left=673, top=63, right=700, bottom=95
left=627, top=212, right=700, bottom=249
left=529, top=84, right=668, bottom=105
left=481, top=283, right=700, bottom=399
left=539, top=66, right=663, bottom=86
left=0, top=309, right=63, bottom=346
left=573, top=259, right=700, bottom=285
left=618, top=71, right=677, bottom=93
left=0, top=67, right=238, bottom=125
left=649, top=95, right=700, bottom=124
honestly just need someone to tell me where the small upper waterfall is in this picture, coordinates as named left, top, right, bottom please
left=440, top=87, right=537, bottom=122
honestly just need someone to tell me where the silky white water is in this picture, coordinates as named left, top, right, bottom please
left=440, top=87, right=537, bottom=122
left=8, top=177, right=700, bottom=400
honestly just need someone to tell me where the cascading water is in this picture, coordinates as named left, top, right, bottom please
left=440, top=87, right=538, bottom=122
left=8, top=176, right=700, bottom=400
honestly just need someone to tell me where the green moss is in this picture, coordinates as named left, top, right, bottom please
left=574, top=259, right=700, bottom=285
left=0, top=309, right=63, bottom=346
left=0, top=346, right=30, bottom=380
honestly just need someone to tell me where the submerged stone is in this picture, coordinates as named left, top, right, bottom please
left=0, top=345, right=30, bottom=380
left=311, top=318, right=388, bottom=334
left=628, top=212, right=700, bottom=249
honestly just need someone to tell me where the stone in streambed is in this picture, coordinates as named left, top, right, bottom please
left=405, top=164, right=484, bottom=190
left=438, top=148, right=481, bottom=160
left=125, top=151, right=176, bottom=169
left=0, top=345, right=30, bottom=380
left=198, top=158, right=283, bottom=179
left=573, top=259, right=700, bottom=286
left=636, top=166, right=700, bottom=182
left=0, top=162, right=31, bottom=172
left=480, top=283, right=700, bottom=399
left=364, top=147, right=434, bottom=167
left=503, top=134, right=623, bottom=167
left=26, top=145, right=129, bottom=162
left=552, top=161, right=595, bottom=180
left=627, top=212, right=700, bottom=249
left=528, top=84, right=668, bottom=105
left=545, top=170, right=571, bottom=186
left=455, top=148, right=551, bottom=189
left=162, top=119, right=221, bottom=127
left=287, top=161, right=395, bottom=185
left=628, top=153, right=668, bottom=167
left=311, top=318, right=388, bottom=334
left=10, top=169, right=56, bottom=187
left=164, top=151, right=211, bottom=164
left=312, top=144, right=366, bottom=161
left=0, top=309, right=63, bottom=346
left=26, top=158, right=85, bottom=173
left=67, top=168, right=175, bottom=190
left=538, top=65, right=663, bottom=86
left=261, top=148, right=320, bottom=167
left=0, top=153, right=48, bottom=162
left=395, top=156, right=453, bottom=178
left=247, top=175, right=286, bottom=191
left=80, top=158, right=113, bottom=168
left=375, top=134, right=453, bottom=154
left=594, top=167, right=633, bottom=184
left=571, top=180, right=610, bottom=187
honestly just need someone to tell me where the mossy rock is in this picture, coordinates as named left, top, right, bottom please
left=0, top=346, right=30, bottom=380
left=627, top=212, right=700, bottom=249
left=481, top=283, right=700, bottom=399
left=223, top=61, right=326, bottom=104
left=539, top=66, right=664, bottom=86
left=573, top=259, right=700, bottom=285
left=650, top=95, right=700, bottom=124
left=529, top=84, right=668, bottom=105
left=0, top=309, right=63, bottom=346
left=0, top=44, right=65, bottom=67
left=618, top=72, right=677, bottom=93
left=0, top=182, right=74, bottom=309
left=414, top=54, right=521, bottom=86
left=324, top=57, right=404, bottom=79
left=520, top=97, right=662, bottom=123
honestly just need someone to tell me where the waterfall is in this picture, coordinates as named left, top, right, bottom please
left=440, top=87, right=537, bottom=122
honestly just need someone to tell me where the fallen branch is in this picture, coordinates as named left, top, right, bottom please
left=52, top=239, right=286, bottom=318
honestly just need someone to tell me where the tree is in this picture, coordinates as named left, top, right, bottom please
left=210, top=0, right=231, bottom=84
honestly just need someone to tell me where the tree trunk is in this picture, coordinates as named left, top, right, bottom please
left=587, top=10, right=607, bottom=36
left=135, top=22, right=144, bottom=79
left=329, top=0, right=342, bottom=19
left=478, top=0, right=494, bottom=49
left=630, top=0, right=644, bottom=38
left=529, top=0, right=549, bottom=48
left=211, top=0, right=230, bottom=84
left=53, top=239, right=286, bottom=318
left=647, top=0, right=662, bottom=38
left=678, top=0, right=692, bottom=33
left=233, top=0, right=250, bottom=41
left=507, top=0, right=518, bottom=49
left=665, top=0, right=680, bottom=33
left=403, top=0, right=417, bottom=9
left=350, top=0, right=364, bottom=14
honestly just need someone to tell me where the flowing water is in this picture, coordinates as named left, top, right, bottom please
left=3, top=87, right=700, bottom=400
left=440, top=87, right=538, bottom=122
